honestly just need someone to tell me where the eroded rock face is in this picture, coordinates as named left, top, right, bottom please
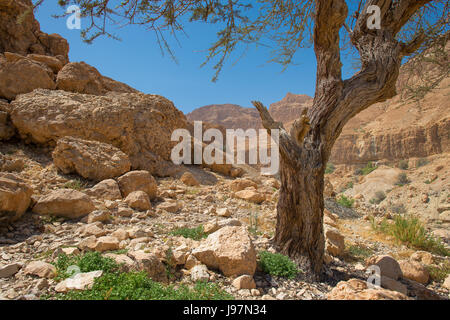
left=32, top=189, right=95, bottom=219
left=192, top=226, right=257, bottom=277
left=0, top=0, right=69, bottom=61
left=56, top=62, right=138, bottom=95
left=11, top=89, right=188, bottom=176
left=0, top=173, right=33, bottom=225
left=52, top=136, right=131, bottom=181
left=0, top=99, right=14, bottom=140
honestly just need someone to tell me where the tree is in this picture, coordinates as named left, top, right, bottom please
left=43, top=0, right=449, bottom=275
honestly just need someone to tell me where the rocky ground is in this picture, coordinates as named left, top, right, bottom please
left=0, top=141, right=449, bottom=300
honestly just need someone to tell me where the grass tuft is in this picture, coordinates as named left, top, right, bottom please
left=169, top=225, right=208, bottom=240
left=258, top=251, right=301, bottom=279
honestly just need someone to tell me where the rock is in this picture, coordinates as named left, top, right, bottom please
left=52, top=136, right=131, bottom=181
left=204, top=218, right=242, bottom=234
left=0, top=263, right=22, bottom=278
left=27, top=54, right=63, bottom=73
left=180, top=172, right=200, bottom=186
left=366, top=255, right=402, bottom=280
left=117, top=206, right=134, bottom=217
left=78, top=223, right=106, bottom=237
left=216, top=208, right=231, bottom=217
left=32, top=189, right=95, bottom=219
left=443, top=275, right=450, bottom=290
left=78, top=236, right=97, bottom=251
left=410, top=251, right=434, bottom=265
left=381, top=276, right=408, bottom=296
left=190, top=264, right=210, bottom=282
left=111, top=229, right=129, bottom=241
left=124, top=191, right=152, bottom=211
left=232, top=275, right=256, bottom=290
left=0, top=173, right=33, bottom=224
left=157, top=200, right=182, bottom=213
left=0, top=53, right=55, bottom=100
left=94, top=236, right=120, bottom=252
left=52, top=247, right=80, bottom=258
left=85, top=210, right=110, bottom=224
left=117, top=170, right=158, bottom=199
left=128, top=251, right=167, bottom=283
left=398, top=260, right=429, bottom=284
left=11, top=89, right=188, bottom=176
left=103, top=253, right=135, bottom=272
left=55, top=270, right=103, bottom=293
left=230, top=179, right=257, bottom=192
left=192, top=226, right=257, bottom=277
left=324, top=225, right=345, bottom=257
left=234, top=190, right=265, bottom=204
left=85, top=179, right=122, bottom=201
left=0, top=100, right=14, bottom=140
left=327, top=278, right=408, bottom=300
left=56, top=62, right=137, bottom=95
left=23, top=261, right=56, bottom=279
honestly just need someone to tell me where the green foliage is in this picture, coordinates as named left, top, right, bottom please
left=325, top=162, right=335, bottom=174
left=371, top=215, right=449, bottom=256
left=344, top=244, right=374, bottom=262
left=258, top=251, right=301, bottom=279
left=426, top=261, right=450, bottom=283
left=169, top=225, right=207, bottom=241
left=337, top=195, right=354, bottom=208
left=63, top=178, right=87, bottom=191
left=52, top=272, right=233, bottom=300
left=53, top=252, right=119, bottom=280
left=398, top=160, right=409, bottom=170
left=395, top=172, right=410, bottom=186
left=370, top=190, right=386, bottom=204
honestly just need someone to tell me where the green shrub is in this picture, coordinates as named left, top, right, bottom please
left=337, top=195, right=354, bottom=208
left=325, top=162, right=335, bottom=174
left=54, top=252, right=119, bottom=280
left=344, top=244, right=374, bottom=262
left=361, top=162, right=378, bottom=175
left=258, top=251, right=301, bottom=279
left=370, top=191, right=386, bottom=204
left=63, top=179, right=87, bottom=190
left=398, top=160, right=409, bottom=170
left=395, top=172, right=410, bottom=186
left=169, top=225, right=207, bottom=240
left=426, top=261, right=450, bottom=282
left=371, top=215, right=449, bottom=256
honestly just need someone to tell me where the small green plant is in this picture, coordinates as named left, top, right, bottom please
left=325, top=162, right=335, bottom=174
left=426, top=261, right=450, bottom=283
left=248, top=212, right=263, bottom=236
left=258, top=251, right=301, bottom=279
left=370, top=190, right=386, bottom=204
left=371, top=215, right=449, bottom=256
left=357, top=161, right=378, bottom=175
left=398, top=160, right=409, bottom=170
left=63, top=178, right=87, bottom=190
left=169, top=225, right=207, bottom=241
left=395, top=172, right=410, bottom=186
left=416, top=158, right=429, bottom=168
left=337, top=195, right=354, bottom=208
left=53, top=252, right=119, bottom=280
left=344, top=244, right=374, bottom=262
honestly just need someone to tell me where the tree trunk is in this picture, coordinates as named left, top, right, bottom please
left=275, top=146, right=325, bottom=275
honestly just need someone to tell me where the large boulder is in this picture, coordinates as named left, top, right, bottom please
left=399, top=260, right=430, bottom=284
left=32, top=189, right=95, bottom=219
left=0, top=0, right=69, bottom=61
left=85, top=179, right=122, bottom=201
left=192, top=226, right=257, bottom=277
left=52, top=136, right=131, bottom=181
left=366, top=255, right=403, bottom=280
left=117, top=170, right=157, bottom=199
left=0, top=53, right=55, bottom=100
left=124, top=191, right=151, bottom=211
left=0, top=173, right=33, bottom=224
left=10, top=89, right=188, bottom=176
left=56, top=62, right=138, bottom=95
left=128, top=251, right=167, bottom=283
left=327, top=278, right=408, bottom=300
left=324, top=225, right=345, bottom=257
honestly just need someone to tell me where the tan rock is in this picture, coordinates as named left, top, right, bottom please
left=410, top=251, right=434, bottom=265
left=23, top=261, right=56, bottom=279
left=216, top=208, right=231, bottom=217
left=85, top=210, right=111, bottom=224
left=32, top=189, right=95, bottom=219
left=78, top=223, right=106, bottom=237
left=324, top=225, right=345, bottom=257
left=27, top=54, right=63, bottom=73
left=10, top=90, right=188, bottom=177
left=52, top=136, right=131, bottom=181
left=399, top=260, right=429, bottom=284
left=94, top=236, right=120, bottom=252
left=128, top=251, right=167, bottom=283
left=117, top=170, right=158, bottom=199
left=443, top=275, right=450, bottom=290
left=103, top=253, right=135, bottom=272
left=381, top=276, right=408, bottom=296
left=190, top=264, right=210, bottom=282
left=0, top=263, right=22, bottom=278
left=230, top=179, right=257, bottom=192
left=185, top=254, right=201, bottom=270
left=0, top=173, right=33, bottom=224
left=157, top=200, right=182, bottom=213
left=78, top=236, right=97, bottom=251
left=111, top=229, right=129, bottom=241
left=366, top=255, right=402, bottom=280
left=327, top=278, right=408, bottom=300
left=124, top=191, right=151, bottom=211
left=192, top=226, right=257, bottom=277
left=85, top=179, right=122, bottom=201
left=234, top=190, right=265, bottom=204
left=180, top=172, right=200, bottom=186
left=232, top=275, right=256, bottom=290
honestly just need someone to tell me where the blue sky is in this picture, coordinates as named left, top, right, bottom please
left=35, top=3, right=357, bottom=114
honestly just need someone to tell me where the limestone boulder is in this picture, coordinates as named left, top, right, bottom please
left=117, top=170, right=157, bottom=199
left=128, top=251, right=167, bottom=283
left=10, top=89, right=189, bottom=176
left=0, top=173, right=33, bottom=224
left=399, top=260, right=430, bottom=284
left=230, top=179, right=257, bottom=192
left=327, top=278, right=408, bottom=300
left=365, top=255, right=403, bottom=280
left=324, top=225, right=345, bottom=257
left=85, top=179, right=122, bottom=201
left=124, top=191, right=152, bottom=211
left=52, top=136, right=131, bottom=181
left=234, top=190, right=265, bottom=204
left=32, top=189, right=95, bottom=219
left=180, top=171, right=200, bottom=186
